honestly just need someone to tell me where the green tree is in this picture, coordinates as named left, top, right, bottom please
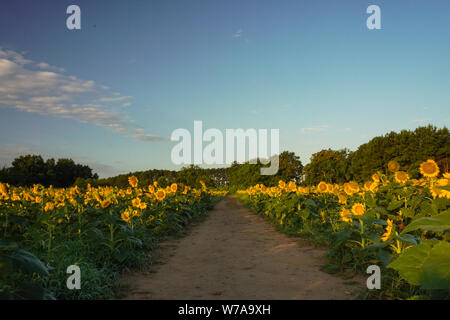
left=304, top=149, right=351, bottom=185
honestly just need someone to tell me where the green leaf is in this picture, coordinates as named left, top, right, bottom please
left=395, top=234, right=418, bottom=245
left=6, top=249, right=49, bottom=276
left=389, top=241, right=435, bottom=286
left=421, top=241, right=450, bottom=289
left=402, top=207, right=416, bottom=218
left=387, top=199, right=403, bottom=211
left=389, top=240, right=450, bottom=289
left=127, top=236, right=143, bottom=247
left=401, top=210, right=450, bottom=234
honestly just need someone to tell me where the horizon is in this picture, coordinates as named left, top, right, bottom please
left=1, top=0, right=449, bottom=178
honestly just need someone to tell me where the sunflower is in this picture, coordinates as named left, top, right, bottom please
left=317, top=181, right=327, bottom=193
left=278, top=180, right=286, bottom=189
left=128, top=176, right=139, bottom=188
left=288, top=181, right=297, bottom=192
left=139, top=202, right=147, bottom=210
left=155, top=189, right=166, bottom=201
left=44, top=202, right=54, bottom=212
left=170, top=183, right=178, bottom=193
left=132, top=198, right=141, bottom=208
left=343, top=183, right=353, bottom=195
left=101, top=199, right=111, bottom=209
left=364, top=181, right=374, bottom=191
left=327, top=183, right=334, bottom=193
left=419, top=159, right=439, bottom=178
left=338, top=192, right=347, bottom=205
left=344, top=181, right=360, bottom=195
left=320, top=211, right=326, bottom=224
left=381, top=219, right=393, bottom=242
left=0, top=182, right=7, bottom=195
left=394, top=171, right=409, bottom=184
left=148, top=185, right=155, bottom=193
left=371, top=173, right=380, bottom=183
left=340, top=208, right=352, bottom=222
left=121, top=210, right=131, bottom=223
left=444, top=173, right=450, bottom=179
left=351, top=203, right=365, bottom=216
left=388, top=161, right=400, bottom=173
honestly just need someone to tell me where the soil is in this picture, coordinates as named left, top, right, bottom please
left=121, top=196, right=365, bottom=300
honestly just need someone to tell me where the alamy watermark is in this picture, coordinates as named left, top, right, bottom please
left=66, top=265, right=81, bottom=290
left=170, top=121, right=280, bottom=175
left=366, top=265, right=381, bottom=289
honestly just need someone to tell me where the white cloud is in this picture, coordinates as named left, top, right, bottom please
left=132, top=133, right=170, bottom=142
left=301, top=125, right=329, bottom=133
left=232, top=29, right=243, bottom=38
left=99, top=96, right=132, bottom=103
left=0, top=48, right=166, bottom=142
left=122, top=102, right=132, bottom=107
left=36, top=62, right=65, bottom=73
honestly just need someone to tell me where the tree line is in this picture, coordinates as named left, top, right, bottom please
left=0, top=155, right=98, bottom=188
left=1, top=125, right=448, bottom=188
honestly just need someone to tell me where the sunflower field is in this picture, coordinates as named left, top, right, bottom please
left=0, top=177, right=226, bottom=299
left=237, top=159, right=450, bottom=299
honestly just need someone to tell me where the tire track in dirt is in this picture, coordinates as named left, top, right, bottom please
left=121, top=196, right=365, bottom=299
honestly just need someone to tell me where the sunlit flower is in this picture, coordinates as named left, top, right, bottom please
left=44, top=202, right=54, bottom=212
left=381, top=219, right=393, bottom=242
left=121, top=210, right=131, bottom=223
left=394, top=171, right=409, bottom=184
left=128, top=176, right=139, bottom=188
left=317, top=181, right=327, bottom=193
left=132, top=198, right=141, bottom=208
left=340, top=208, right=352, bottom=222
left=155, top=189, right=166, bottom=201
left=101, top=199, right=111, bottom=209
left=139, top=202, right=147, bottom=210
left=351, top=203, right=365, bottom=216
left=419, top=159, right=439, bottom=178
left=388, top=161, right=400, bottom=173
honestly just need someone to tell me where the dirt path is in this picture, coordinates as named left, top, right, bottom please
left=121, top=196, right=365, bottom=300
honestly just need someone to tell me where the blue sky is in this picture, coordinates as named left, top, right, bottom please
left=0, top=0, right=449, bottom=177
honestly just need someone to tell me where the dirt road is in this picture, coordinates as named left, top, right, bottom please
left=122, top=196, right=364, bottom=299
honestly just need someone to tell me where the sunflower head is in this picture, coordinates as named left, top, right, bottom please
left=340, top=208, right=352, bottom=222
left=128, top=176, right=139, bottom=188
left=139, top=202, right=147, bottom=210
left=121, top=210, right=131, bottom=223
left=371, top=173, right=380, bottom=183
left=155, top=189, right=166, bottom=201
left=381, top=219, right=393, bottom=242
left=388, top=161, right=400, bottom=173
left=132, top=198, right=141, bottom=207
left=317, top=181, right=327, bottom=193
left=351, top=203, right=365, bottom=216
left=394, top=171, right=409, bottom=184
left=420, top=159, right=439, bottom=178
left=170, top=183, right=178, bottom=193
left=338, top=192, right=347, bottom=204
left=101, top=199, right=111, bottom=209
